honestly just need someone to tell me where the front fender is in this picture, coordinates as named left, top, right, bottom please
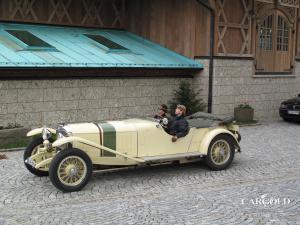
left=52, top=136, right=145, bottom=163
left=198, top=128, right=240, bottom=155
left=27, top=127, right=56, bottom=137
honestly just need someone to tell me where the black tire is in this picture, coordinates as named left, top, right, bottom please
left=49, top=148, right=92, bottom=192
left=283, top=117, right=293, bottom=122
left=205, top=134, right=235, bottom=171
left=23, top=137, right=49, bottom=177
left=236, top=131, right=241, bottom=142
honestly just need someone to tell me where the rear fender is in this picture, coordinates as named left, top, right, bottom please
left=198, top=128, right=240, bottom=155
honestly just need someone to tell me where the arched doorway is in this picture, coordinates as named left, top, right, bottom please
left=256, top=10, right=293, bottom=73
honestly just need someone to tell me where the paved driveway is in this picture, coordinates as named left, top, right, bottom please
left=0, top=121, right=299, bottom=225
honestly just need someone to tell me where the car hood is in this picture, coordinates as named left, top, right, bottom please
left=62, top=119, right=156, bottom=135
left=282, top=97, right=300, bottom=104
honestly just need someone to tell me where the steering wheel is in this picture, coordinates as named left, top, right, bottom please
left=154, top=116, right=169, bottom=129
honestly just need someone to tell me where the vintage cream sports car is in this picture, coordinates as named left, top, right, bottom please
left=24, top=112, right=241, bottom=192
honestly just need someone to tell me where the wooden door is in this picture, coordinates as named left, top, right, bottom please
left=256, top=14, right=275, bottom=72
left=274, top=12, right=292, bottom=72
left=256, top=10, right=293, bottom=73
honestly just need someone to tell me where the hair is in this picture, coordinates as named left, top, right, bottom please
left=160, top=104, right=168, bottom=113
left=176, top=104, right=186, bottom=116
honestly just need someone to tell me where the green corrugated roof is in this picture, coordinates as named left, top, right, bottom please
left=0, top=23, right=203, bottom=69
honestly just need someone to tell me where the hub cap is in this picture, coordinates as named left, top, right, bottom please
left=211, top=140, right=230, bottom=165
left=57, top=156, right=87, bottom=186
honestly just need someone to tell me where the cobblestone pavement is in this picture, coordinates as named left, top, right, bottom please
left=0, top=121, right=299, bottom=225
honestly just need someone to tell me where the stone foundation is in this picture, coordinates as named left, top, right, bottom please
left=196, top=59, right=300, bottom=121
left=0, top=77, right=190, bottom=127
left=1, top=59, right=299, bottom=127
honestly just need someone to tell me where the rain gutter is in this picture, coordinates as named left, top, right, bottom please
left=196, top=0, right=215, bottom=113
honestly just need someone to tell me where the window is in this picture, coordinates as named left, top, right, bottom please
left=277, top=16, right=289, bottom=52
left=84, top=34, right=128, bottom=50
left=5, top=30, right=54, bottom=49
left=259, top=15, right=273, bottom=51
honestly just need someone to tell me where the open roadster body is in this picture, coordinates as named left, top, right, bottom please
left=24, top=112, right=241, bottom=192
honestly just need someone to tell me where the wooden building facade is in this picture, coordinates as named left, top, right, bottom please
left=126, top=0, right=300, bottom=74
left=0, top=0, right=299, bottom=124
left=0, top=0, right=299, bottom=74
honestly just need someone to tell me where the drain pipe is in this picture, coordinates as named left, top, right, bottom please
left=196, top=0, right=215, bottom=113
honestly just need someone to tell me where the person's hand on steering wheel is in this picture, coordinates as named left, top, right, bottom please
left=160, top=117, right=169, bottom=128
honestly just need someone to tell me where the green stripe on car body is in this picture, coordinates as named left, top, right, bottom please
left=99, top=122, right=116, bottom=157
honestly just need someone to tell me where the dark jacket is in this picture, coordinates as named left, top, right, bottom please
left=168, top=115, right=189, bottom=138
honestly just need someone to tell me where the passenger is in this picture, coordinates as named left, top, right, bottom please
left=169, top=105, right=189, bottom=142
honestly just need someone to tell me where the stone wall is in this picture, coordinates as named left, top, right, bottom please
left=1, top=59, right=299, bottom=128
left=0, top=77, right=190, bottom=128
left=195, top=59, right=300, bottom=121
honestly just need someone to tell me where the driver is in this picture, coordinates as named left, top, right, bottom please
left=154, top=104, right=170, bottom=131
left=154, top=104, right=168, bottom=120
left=169, top=105, right=189, bottom=142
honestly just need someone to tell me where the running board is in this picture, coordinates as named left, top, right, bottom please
left=141, top=152, right=204, bottom=163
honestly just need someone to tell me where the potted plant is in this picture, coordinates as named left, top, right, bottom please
left=234, top=103, right=254, bottom=122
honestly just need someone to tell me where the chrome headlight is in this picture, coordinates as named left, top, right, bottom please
left=57, top=132, right=65, bottom=139
left=42, top=127, right=51, bottom=140
left=280, top=104, right=287, bottom=109
left=56, top=124, right=70, bottom=139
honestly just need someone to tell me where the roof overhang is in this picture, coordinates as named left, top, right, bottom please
left=0, top=67, right=200, bottom=80
left=0, top=22, right=203, bottom=78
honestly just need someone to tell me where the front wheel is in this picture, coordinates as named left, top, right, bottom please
left=205, top=134, right=235, bottom=171
left=24, top=137, right=49, bottom=177
left=49, top=148, right=92, bottom=192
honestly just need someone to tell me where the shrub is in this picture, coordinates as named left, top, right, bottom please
left=237, top=103, right=253, bottom=109
left=169, top=81, right=206, bottom=116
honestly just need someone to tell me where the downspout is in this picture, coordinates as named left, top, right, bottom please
left=195, top=0, right=215, bottom=113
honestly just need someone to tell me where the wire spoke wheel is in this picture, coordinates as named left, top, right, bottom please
left=57, top=156, right=87, bottom=187
left=31, top=145, right=40, bottom=156
left=49, top=148, right=92, bottom=192
left=23, top=137, right=50, bottom=177
left=205, top=134, right=235, bottom=171
left=210, top=140, right=230, bottom=165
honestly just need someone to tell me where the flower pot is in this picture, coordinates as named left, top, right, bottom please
left=234, top=107, right=254, bottom=122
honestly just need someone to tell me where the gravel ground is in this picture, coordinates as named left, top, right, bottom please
left=0, top=121, right=299, bottom=225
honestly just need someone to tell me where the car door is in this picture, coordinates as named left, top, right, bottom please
left=135, top=121, right=195, bottom=157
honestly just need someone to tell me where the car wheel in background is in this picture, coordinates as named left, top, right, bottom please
left=23, top=137, right=49, bottom=177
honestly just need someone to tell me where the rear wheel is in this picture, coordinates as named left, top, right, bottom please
left=24, top=137, right=49, bottom=177
left=205, top=134, right=235, bottom=171
left=49, top=148, right=92, bottom=192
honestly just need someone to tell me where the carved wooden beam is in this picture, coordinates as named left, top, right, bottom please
left=256, top=0, right=299, bottom=7
left=81, top=0, right=104, bottom=26
left=1, top=0, right=125, bottom=28
left=48, top=0, right=73, bottom=23
left=10, top=0, right=38, bottom=21
left=215, top=0, right=252, bottom=56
